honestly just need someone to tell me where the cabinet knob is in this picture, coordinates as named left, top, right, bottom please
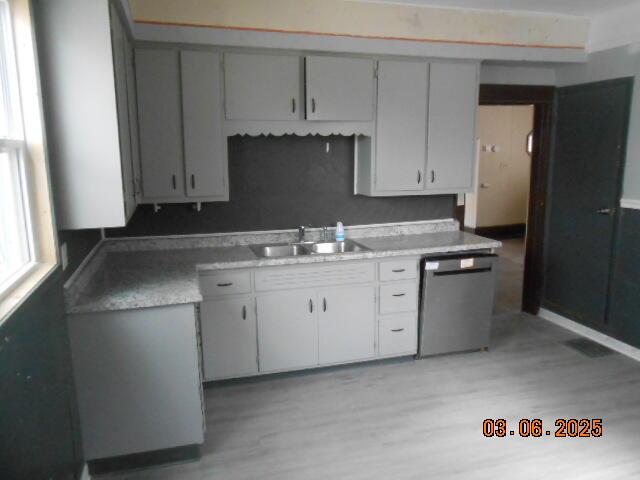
left=242, top=305, right=247, bottom=320
left=431, top=170, right=436, bottom=183
left=311, top=98, right=316, bottom=113
left=172, top=174, right=177, bottom=190
left=392, top=293, right=406, bottom=297
left=309, top=299, right=314, bottom=313
left=323, top=297, right=327, bottom=312
left=292, top=98, right=296, bottom=113
left=391, top=328, right=405, bottom=333
left=417, top=170, right=421, bottom=184
left=191, top=174, right=196, bottom=190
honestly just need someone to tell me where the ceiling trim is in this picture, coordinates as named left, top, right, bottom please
left=135, top=20, right=583, bottom=51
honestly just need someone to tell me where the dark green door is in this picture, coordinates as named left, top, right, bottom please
left=544, top=78, right=632, bottom=328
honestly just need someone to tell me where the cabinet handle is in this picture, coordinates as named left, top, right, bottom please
left=292, top=98, right=296, bottom=113
left=217, top=282, right=233, bottom=287
left=172, top=174, right=177, bottom=190
left=309, top=299, right=313, bottom=313
left=391, top=328, right=405, bottom=333
left=191, top=174, right=195, bottom=190
left=242, top=305, right=247, bottom=320
left=392, top=268, right=405, bottom=273
left=417, top=170, right=421, bottom=184
left=596, top=207, right=613, bottom=215
left=431, top=170, right=436, bottom=183
left=392, top=293, right=406, bottom=297
left=323, top=297, right=327, bottom=312
left=311, top=98, right=316, bottom=113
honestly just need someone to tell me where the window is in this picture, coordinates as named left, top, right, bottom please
left=0, top=0, right=34, bottom=293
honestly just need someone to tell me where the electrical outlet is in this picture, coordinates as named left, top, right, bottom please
left=60, top=242, right=68, bottom=271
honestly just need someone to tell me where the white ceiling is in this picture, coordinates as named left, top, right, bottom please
left=355, top=0, right=640, bottom=17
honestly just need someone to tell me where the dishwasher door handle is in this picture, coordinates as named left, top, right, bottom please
left=433, top=267, right=492, bottom=277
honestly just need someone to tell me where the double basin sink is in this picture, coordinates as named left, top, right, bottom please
left=250, top=239, right=370, bottom=258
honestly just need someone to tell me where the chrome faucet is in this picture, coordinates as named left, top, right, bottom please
left=298, top=225, right=308, bottom=243
left=322, top=225, right=329, bottom=242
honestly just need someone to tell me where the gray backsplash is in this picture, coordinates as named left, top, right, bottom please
left=106, top=135, right=456, bottom=237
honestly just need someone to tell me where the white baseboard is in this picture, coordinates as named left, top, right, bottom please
left=539, top=308, right=640, bottom=362
left=620, top=198, right=640, bottom=210
left=80, top=463, right=91, bottom=480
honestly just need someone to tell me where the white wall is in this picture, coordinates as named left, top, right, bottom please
left=465, top=105, right=534, bottom=228
left=556, top=44, right=640, bottom=203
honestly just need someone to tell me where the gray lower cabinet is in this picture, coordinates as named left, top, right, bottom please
left=67, top=304, right=204, bottom=460
left=199, top=259, right=419, bottom=379
left=318, top=286, right=376, bottom=365
left=200, top=296, right=258, bottom=380
left=257, top=290, right=319, bottom=373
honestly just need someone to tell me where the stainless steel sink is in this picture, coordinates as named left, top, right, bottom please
left=250, top=239, right=370, bottom=258
left=249, top=243, right=310, bottom=258
left=308, top=240, right=369, bottom=255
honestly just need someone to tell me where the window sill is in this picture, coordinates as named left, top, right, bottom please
left=0, top=262, right=57, bottom=327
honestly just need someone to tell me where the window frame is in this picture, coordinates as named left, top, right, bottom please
left=0, top=0, right=58, bottom=323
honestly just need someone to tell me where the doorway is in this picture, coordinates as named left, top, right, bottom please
left=543, top=78, right=632, bottom=329
left=465, top=105, right=534, bottom=239
left=457, top=85, right=555, bottom=315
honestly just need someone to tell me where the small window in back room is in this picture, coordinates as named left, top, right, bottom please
left=0, top=0, right=34, bottom=292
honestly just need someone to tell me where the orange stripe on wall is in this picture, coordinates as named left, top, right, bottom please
left=135, top=19, right=584, bottom=50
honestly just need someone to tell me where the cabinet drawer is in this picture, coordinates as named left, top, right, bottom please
left=255, top=262, right=375, bottom=292
left=379, top=259, right=418, bottom=282
left=199, top=270, right=251, bottom=297
left=379, top=282, right=417, bottom=314
left=379, top=314, right=418, bottom=357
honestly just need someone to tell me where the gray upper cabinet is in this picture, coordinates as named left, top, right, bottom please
left=135, top=48, right=184, bottom=199
left=426, top=62, right=479, bottom=192
left=109, top=5, right=136, bottom=221
left=356, top=59, right=478, bottom=197
left=36, top=0, right=139, bottom=229
left=305, top=56, right=375, bottom=121
left=181, top=51, right=228, bottom=199
left=224, top=53, right=302, bottom=121
left=374, top=60, right=429, bottom=192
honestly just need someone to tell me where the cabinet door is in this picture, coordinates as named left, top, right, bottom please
left=426, top=62, right=478, bottom=192
left=68, top=304, right=203, bottom=460
left=318, top=285, right=375, bottom=365
left=200, top=296, right=257, bottom=380
left=181, top=51, right=228, bottom=199
left=305, top=56, right=374, bottom=121
left=135, top=48, right=184, bottom=199
left=375, top=60, right=428, bottom=192
left=109, top=5, right=136, bottom=220
left=224, top=53, right=301, bottom=120
left=257, top=290, right=318, bottom=372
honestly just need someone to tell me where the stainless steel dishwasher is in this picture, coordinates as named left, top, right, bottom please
left=418, top=253, right=498, bottom=357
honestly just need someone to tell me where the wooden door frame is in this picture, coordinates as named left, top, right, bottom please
left=467, top=84, right=555, bottom=315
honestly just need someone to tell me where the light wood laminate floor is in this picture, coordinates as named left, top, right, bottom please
left=103, top=241, right=640, bottom=479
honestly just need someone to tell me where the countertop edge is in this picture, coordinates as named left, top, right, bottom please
left=66, top=239, right=500, bottom=315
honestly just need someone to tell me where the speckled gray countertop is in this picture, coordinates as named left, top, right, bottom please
left=65, top=220, right=500, bottom=315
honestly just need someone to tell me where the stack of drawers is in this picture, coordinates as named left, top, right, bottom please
left=377, top=258, right=419, bottom=357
